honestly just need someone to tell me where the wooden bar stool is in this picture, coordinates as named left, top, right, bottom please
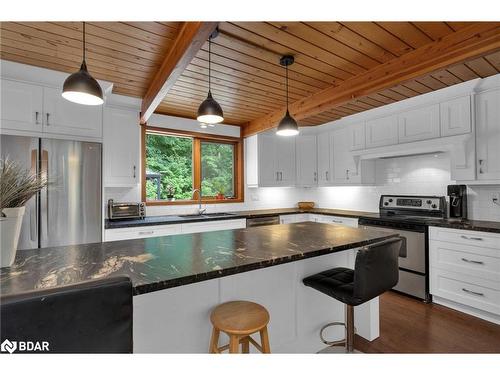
left=209, top=301, right=271, bottom=354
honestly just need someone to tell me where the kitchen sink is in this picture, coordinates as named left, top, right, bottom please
left=178, top=212, right=237, bottom=219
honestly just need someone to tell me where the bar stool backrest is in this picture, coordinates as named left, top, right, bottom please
left=353, top=237, right=403, bottom=304
left=0, top=276, right=133, bottom=353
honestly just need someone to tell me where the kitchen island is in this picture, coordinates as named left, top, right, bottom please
left=0, top=222, right=397, bottom=353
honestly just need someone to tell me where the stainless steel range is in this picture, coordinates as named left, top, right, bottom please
left=358, top=195, right=446, bottom=302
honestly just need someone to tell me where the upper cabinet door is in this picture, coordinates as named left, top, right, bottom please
left=296, top=135, right=317, bottom=187
left=316, top=132, right=331, bottom=185
left=258, top=134, right=278, bottom=186
left=440, top=96, right=472, bottom=137
left=43, top=87, right=102, bottom=138
left=332, top=127, right=357, bottom=182
left=276, top=136, right=296, bottom=186
left=1, top=79, right=43, bottom=133
left=476, top=89, right=500, bottom=180
left=365, top=114, right=398, bottom=148
left=103, top=107, right=140, bottom=187
left=349, top=122, right=366, bottom=151
left=398, top=104, right=440, bottom=143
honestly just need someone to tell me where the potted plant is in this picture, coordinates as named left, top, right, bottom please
left=213, top=181, right=226, bottom=200
left=166, top=185, right=175, bottom=201
left=0, top=158, right=48, bottom=267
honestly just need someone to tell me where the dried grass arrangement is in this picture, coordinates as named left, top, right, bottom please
left=0, top=158, right=48, bottom=215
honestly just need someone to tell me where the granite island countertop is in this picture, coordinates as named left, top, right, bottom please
left=0, top=222, right=398, bottom=296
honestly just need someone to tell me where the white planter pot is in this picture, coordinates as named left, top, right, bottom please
left=0, top=206, right=25, bottom=268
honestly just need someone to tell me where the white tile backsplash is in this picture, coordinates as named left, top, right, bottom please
left=104, top=153, right=500, bottom=222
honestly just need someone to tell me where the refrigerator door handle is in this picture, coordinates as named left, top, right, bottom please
left=30, top=149, right=39, bottom=242
left=41, top=149, right=49, bottom=236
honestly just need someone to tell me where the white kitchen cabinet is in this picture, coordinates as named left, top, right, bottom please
left=275, top=136, right=296, bottom=186
left=103, top=106, right=140, bottom=187
left=365, top=114, right=398, bottom=148
left=257, top=134, right=295, bottom=187
left=440, top=96, right=471, bottom=137
left=398, top=104, right=440, bottom=143
left=296, top=135, right=317, bottom=187
left=1, top=79, right=43, bottom=133
left=279, top=214, right=297, bottom=224
left=181, top=219, right=246, bottom=234
left=310, top=214, right=358, bottom=228
left=43, top=87, right=102, bottom=138
left=429, top=227, right=500, bottom=322
left=316, top=132, right=332, bottom=185
left=331, top=127, right=375, bottom=185
left=349, top=122, right=366, bottom=151
left=476, top=89, right=500, bottom=180
left=105, top=224, right=182, bottom=241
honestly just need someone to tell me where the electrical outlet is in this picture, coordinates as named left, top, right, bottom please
left=492, top=192, right=500, bottom=205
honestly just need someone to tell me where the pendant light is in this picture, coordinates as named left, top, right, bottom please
left=276, top=55, right=299, bottom=136
left=62, top=22, right=104, bottom=106
left=197, top=28, right=224, bottom=124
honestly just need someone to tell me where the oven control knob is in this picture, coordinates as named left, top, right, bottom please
left=384, top=202, right=389, bottom=206
left=388, top=198, right=393, bottom=203
left=431, top=203, right=437, bottom=209
left=426, top=200, right=432, bottom=204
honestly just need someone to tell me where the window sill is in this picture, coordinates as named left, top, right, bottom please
left=145, top=198, right=244, bottom=206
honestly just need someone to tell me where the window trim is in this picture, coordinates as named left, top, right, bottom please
left=141, top=125, right=244, bottom=205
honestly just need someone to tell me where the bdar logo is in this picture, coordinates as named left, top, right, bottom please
left=1, top=339, right=17, bottom=354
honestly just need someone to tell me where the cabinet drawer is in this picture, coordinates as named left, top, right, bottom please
left=311, top=214, right=358, bottom=228
left=181, top=219, right=246, bottom=234
left=430, top=268, right=500, bottom=315
left=279, top=215, right=296, bottom=224
left=105, top=224, right=182, bottom=241
left=430, top=240, right=500, bottom=282
left=429, top=226, right=500, bottom=250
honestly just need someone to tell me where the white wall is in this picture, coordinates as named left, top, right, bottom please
left=106, top=151, right=500, bottom=221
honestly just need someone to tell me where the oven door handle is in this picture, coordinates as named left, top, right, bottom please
left=398, top=236, right=407, bottom=258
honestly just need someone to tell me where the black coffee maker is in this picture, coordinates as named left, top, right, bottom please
left=447, top=184, right=468, bottom=220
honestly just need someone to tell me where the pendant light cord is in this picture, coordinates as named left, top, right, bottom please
left=82, top=22, right=86, bottom=63
left=285, top=63, right=289, bottom=110
left=208, top=37, right=211, bottom=93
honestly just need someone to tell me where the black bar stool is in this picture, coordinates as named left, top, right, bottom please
left=303, top=237, right=403, bottom=353
left=0, top=276, right=133, bottom=353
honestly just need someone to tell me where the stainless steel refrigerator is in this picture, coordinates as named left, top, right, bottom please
left=1, top=135, right=101, bottom=250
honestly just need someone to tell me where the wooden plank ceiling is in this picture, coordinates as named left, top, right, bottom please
left=1, top=22, right=500, bottom=129
left=0, top=22, right=183, bottom=97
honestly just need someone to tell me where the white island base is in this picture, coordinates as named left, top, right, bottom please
left=133, top=249, right=379, bottom=353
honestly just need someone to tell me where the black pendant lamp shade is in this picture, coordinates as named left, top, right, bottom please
left=197, top=29, right=224, bottom=124
left=276, top=55, right=299, bottom=136
left=62, top=22, right=104, bottom=106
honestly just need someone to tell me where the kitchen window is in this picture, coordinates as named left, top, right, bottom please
left=142, top=126, right=243, bottom=205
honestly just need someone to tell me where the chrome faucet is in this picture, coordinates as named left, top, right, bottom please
left=192, top=189, right=206, bottom=215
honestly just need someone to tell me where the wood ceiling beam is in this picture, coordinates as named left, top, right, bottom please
left=140, top=22, right=217, bottom=124
left=243, top=22, right=500, bottom=137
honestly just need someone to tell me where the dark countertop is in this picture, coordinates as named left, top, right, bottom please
left=104, top=207, right=378, bottom=229
left=105, top=207, right=500, bottom=234
left=0, top=222, right=397, bottom=296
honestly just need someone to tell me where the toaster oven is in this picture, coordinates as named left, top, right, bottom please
left=108, top=199, right=145, bottom=220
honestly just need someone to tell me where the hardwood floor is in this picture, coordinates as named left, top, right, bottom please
left=354, top=291, right=500, bottom=353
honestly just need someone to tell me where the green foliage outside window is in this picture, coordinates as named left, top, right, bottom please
left=145, top=133, right=193, bottom=200
left=201, top=142, right=234, bottom=197
left=145, top=132, right=235, bottom=201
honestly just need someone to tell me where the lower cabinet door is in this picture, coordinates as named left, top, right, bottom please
left=181, top=219, right=246, bottom=234
left=105, top=224, right=182, bottom=241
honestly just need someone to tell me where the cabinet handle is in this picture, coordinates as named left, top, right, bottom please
left=478, top=159, right=484, bottom=174
left=133, top=165, right=136, bottom=178
left=325, top=171, right=329, bottom=181
left=331, top=219, right=343, bottom=223
left=46, top=113, right=50, bottom=126
left=35, top=111, right=40, bottom=125
left=138, top=231, right=154, bottom=235
left=276, top=172, right=279, bottom=181
left=461, top=258, right=484, bottom=265
left=313, top=172, right=317, bottom=182
left=462, top=288, right=484, bottom=297
left=460, top=235, right=483, bottom=241
left=346, top=169, right=350, bottom=180
left=280, top=171, right=283, bottom=181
